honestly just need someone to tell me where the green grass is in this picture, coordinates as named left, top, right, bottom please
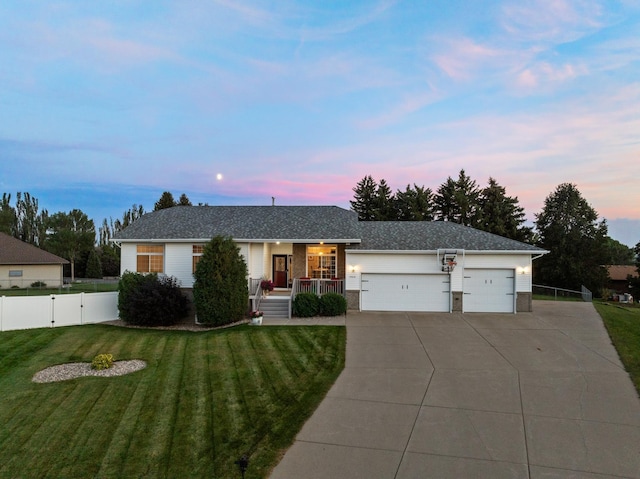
left=0, top=282, right=119, bottom=296
left=532, top=294, right=583, bottom=301
left=0, top=324, right=345, bottom=478
left=594, top=301, right=640, bottom=395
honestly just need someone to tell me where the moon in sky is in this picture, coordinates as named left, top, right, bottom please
left=216, top=173, right=223, bottom=181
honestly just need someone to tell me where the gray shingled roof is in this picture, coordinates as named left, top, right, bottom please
left=0, top=232, right=70, bottom=265
left=113, top=206, right=362, bottom=242
left=113, top=206, right=544, bottom=252
left=349, top=221, right=545, bottom=252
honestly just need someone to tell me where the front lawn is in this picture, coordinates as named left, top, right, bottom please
left=0, top=324, right=345, bottom=478
left=594, top=302, right=640, bottom=395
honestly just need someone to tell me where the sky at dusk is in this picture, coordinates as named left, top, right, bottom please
left=1, top=1, right=639, bottom=246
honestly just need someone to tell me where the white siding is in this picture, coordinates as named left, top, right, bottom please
left=459, top=254, right=531, bottom=292
left=249, top=243, right=265, bottom=279
left=346, top=253, right=441, bottom=275
left=120, top=243, right=137, bottom=274
left=165, top=243, right=193, bottom=287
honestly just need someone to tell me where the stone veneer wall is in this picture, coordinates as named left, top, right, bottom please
left=516, top=292, right=532, bottom=312
left=292, top=244, right=306, bottom=279
left=346, top=290, right=360, bottom=310
left=451, top=291, right=463, bottom=312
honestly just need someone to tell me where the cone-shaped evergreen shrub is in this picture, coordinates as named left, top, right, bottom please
left=193, top=236, right=248, bottom=326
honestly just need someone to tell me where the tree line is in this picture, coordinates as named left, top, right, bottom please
left=0, top=190, right=191, bottom=282
left=1, top=180, right=637, bottom=298
left=350, top=171, right=637, bottom=296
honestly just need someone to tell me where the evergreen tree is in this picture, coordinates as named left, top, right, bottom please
left=434, top=170, right=481, bottom=226
left=375, top=179, right=395, bottom=220
left=534, top=183, right=609, bottom=294
left=350, top=175, right=379, bottom=221
left=178, top=193, right=192, bottom=206
left=394, top=184, right=435, bottom=221
left=193, top=236, right=248, bottom=326
left=85, top=248, right=103, bottom=279
left=477, top=177, right=533, bottom=242
left=154, top=191, right=177, bottom=211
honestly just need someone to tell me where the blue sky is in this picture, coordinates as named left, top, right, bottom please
left=1, top=0, right=639, bottom=246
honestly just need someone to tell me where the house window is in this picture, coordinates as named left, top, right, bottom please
left=136, top=245, right=164, bottom=273
left=8, top=270, right=23, bottom=277
left=307, top=245, right=336, bottom=279
left=193, top=245, right=204, bottom=273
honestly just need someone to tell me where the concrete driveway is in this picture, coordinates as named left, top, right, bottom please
left=270, top=302, right=640, bottom=478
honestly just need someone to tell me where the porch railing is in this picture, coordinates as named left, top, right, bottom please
left=292, top=278, right=345, bottom=299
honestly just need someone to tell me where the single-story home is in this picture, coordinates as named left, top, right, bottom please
left=113, top=206, right=547, bottom=314
left=606, top=265, right=638, bottom=295
left=0, top=232, right=69, bottom=288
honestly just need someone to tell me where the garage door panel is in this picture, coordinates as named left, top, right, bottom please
left=361, top=274, right=450, bottom=312
left=464, top=269, right=514, bottom=313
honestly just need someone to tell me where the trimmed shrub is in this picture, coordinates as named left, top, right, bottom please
left=193, top=236, right=248, bottom=326
left=293, top=292, right=320, bottom=317
left=91, top=353, right=114, bottom=370
left=31, top=281, right=47, bottom=288
left=320, top=293, right=347, bottom=316
left=118, top=271, right=188, bottom=326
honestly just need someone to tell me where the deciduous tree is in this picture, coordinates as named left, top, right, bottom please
left=534, top=183, right=609, bottom=294
left=44, top=209, right=95, bottom=282
left=0, top=193, right=15, bottom=235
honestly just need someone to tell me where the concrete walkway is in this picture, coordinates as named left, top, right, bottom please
left=269, top=302, right=640, bottom=478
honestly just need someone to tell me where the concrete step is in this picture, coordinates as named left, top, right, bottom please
left=259, top=296, right=290, bottom=319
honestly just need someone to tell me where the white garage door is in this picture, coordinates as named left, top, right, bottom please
left=464, top=269, right=515, bottom=313
left=361, top=274, right=450, bottom=312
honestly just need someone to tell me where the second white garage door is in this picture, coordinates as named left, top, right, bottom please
left=361, top=274, right=450, bottom=312
left=464, top=269, right=515, bottom=313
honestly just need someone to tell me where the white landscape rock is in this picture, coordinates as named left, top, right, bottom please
left=32, top=360, right=147, bottom=383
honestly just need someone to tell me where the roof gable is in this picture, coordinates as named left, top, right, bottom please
left=0, top=233, right=70, bottom=265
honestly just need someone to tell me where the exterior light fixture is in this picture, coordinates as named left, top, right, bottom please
left=234, top=455, right=249, bottom=478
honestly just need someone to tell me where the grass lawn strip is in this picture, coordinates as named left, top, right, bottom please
left=95, top=333, right=169, bottom=477
left=594, top=302, right=640, bottom=395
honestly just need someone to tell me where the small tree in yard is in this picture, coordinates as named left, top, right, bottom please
left=193, top=236, right=248, bottom=326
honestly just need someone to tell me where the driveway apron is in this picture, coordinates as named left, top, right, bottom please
left=269, top=302, right=640, bottom=478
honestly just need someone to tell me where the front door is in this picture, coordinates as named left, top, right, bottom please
left=272, top=255, right=288, bottom=288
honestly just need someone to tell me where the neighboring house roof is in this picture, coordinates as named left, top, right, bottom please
left=0, top=232, right=69, bottom=265
left=607, top=265, right=638, bottom=281
left=113, top=206, right=545, bottom=253
left=349, top=221, right=546, bottom=252
left=113, top=206, right=362, bottom=243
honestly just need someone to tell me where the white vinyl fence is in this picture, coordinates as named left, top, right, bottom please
left=0, top=292, right=119, bottom=332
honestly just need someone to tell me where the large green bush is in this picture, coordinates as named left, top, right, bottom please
left=320, top=293, right=347, bottom=316
left=193, top=236, right=248, bottom=326
left=118, top=272, right=188, bottom=326
left=293, top=292, right=320, bottom=317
